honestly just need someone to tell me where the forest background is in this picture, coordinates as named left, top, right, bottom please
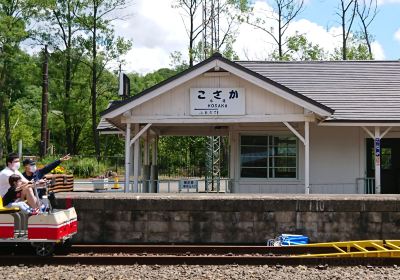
left=0, top=0, right=394, bottom=177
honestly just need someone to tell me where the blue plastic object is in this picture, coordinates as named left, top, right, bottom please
left=280, top=234, right=309, bottom=246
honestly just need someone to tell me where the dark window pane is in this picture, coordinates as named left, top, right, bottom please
left=241, top=167, right=267, bottom=178
left=272, top=168, right=296, bottom=178
left=241, top=135, right=297, bottom=179
left=287, top=147, right=297, bottom=156
left=241, top=136, right=268, bottom=146
left=273, top=136, right=296, bottom=144
left=241, top=146, right=268, bottom=157
left=382, top=148, right=392, bottom=170
left=241, top=156, right=267, bottom=167
left=370, top=148, right=392, bottom=170
left=273, top=157, right=297, bottom=167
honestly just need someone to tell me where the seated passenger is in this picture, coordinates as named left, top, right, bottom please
left=3, top=174, right=39, bottom=215
left=22, top=154, right=71, bottom=182
left=22, top=154, right=71, bottom=201
left=0, top=153, right=39, bottom=208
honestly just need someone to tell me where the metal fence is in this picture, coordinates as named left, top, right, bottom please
left=58, top=155, right=214, bottom=179
left=74, top=178, right=232, bottom=193
left=356, top=177, right=375, bottom=194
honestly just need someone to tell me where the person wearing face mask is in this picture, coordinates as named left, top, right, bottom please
left=22, top=154, right=71, bottom=199
left=0, top=153, right=38, bottom=208
left=22, top=154, right=71, bottom=182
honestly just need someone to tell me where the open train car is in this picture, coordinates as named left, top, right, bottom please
left=0, top=194, right=77, bottom=256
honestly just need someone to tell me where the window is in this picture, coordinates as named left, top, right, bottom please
left=240, top=135, right=297, bottom=178
left=370, top=147, right=392, bottom=170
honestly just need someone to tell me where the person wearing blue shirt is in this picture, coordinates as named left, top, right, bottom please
left=22, top=155, right=71, bottom=181
left=22, top=154, right=71, bottom=199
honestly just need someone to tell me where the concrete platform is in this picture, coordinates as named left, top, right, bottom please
left=55, top=193, right=400, bottom=244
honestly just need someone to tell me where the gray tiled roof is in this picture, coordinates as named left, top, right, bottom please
left=236, top=60, right=400, bottom=121
left=97, top=117, right=118, bottom=131
left=97, top=101, right=122, bottom=132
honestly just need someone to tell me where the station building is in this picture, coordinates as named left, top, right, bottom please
left=99, top=53, right=400, bottom=195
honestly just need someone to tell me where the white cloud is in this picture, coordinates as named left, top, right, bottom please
left=377, top=0, right=400, bottom=5
left=371, top=41, right=385, bottom=59
left=234, top=1, right=385, bottom=60
left=395, top=28, right=400, bottom=43
left=123, top=47, right=174, bottom=74
left=118, top=0, right=387, bottom=73
left=114, top=0, right=187, bottom=73
left=288, top=19, right=342, bottom=54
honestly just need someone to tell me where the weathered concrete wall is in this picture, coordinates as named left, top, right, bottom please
left=56, top=193, right=400, bottom=244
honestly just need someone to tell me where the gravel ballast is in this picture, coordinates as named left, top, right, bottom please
left=2, top=265, right=400, bottom=280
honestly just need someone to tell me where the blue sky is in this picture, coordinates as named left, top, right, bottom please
left=301, top=0, right=400, bottom=59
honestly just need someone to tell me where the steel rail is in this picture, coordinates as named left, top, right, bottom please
left=1, top=255, right=400, bottom=266
left=68, top=244, right=335, bottom=255
left=2, top=244, right=400, bottom=266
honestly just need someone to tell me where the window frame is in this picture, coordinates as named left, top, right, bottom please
left=239, top=133, right=298, bottom=180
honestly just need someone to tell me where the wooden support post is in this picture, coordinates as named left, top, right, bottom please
left=124, top=123, right=131, bottom=193
left=133, top=124, right=140, bottom=193
left=229, top=131, right=237, bottom=193
left=305, top=121, right=310, bottom=194
left=143, top=131, right=150, bottom=193
left=283, top=121, right=309, bottom=194
left=150, top=135, right=159, bottom=193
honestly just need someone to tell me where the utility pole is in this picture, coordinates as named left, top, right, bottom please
left=40, top=45, right=49, bottom=158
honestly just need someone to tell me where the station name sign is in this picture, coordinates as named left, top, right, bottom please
left=190, top=88, right=245, bottom=116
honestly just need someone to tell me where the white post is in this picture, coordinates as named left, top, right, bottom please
left=374, top=127, right=381, bottom=194
left=124, top=123, right=131, bottom=193
left=305, top=122, right=310, bottom=194
left=143, top=131, right=150, bottom=193
left=144, top=132, right=149, bottom=165
left=150, top=135, right=159, bottom=193
left=229, top=131, right=237, bottom=193
left=129, top=143, right=134, bottom=191
left=133, top=123, right=140, bottom=193
left=152, top=135, right=158, bottom=164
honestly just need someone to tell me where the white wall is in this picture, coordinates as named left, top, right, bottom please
left=309, top=125, right=364, bottom=194
left=130, top=74, right=304, bottom=118
left=234, top=124, right=366, bottom=194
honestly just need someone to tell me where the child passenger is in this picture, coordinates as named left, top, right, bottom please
left=3, top=174, right=39, bottom=215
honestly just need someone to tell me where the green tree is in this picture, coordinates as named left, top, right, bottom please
left=356, top=0, right=378, bottom=59
left=247, top=0, right=304, bottom=60
left=77, top=0, right=132, bottom=157
left=0, top=0, right=38, bottom=155
left=41, top=0, right=87, bottom=154
left=272, top=34, right=327, bottom=61
left=337, top=0, right=357, bottom=60
left=331, top=33, right=372, bottom=60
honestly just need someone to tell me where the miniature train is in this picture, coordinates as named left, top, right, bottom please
left=0, top=184, right=77, bottom=256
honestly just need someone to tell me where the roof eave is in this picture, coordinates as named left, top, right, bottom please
left=101, top=53, right=335, bottom=119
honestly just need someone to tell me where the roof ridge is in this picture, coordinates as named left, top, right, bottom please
left=235, top=60, right=400, bottom=64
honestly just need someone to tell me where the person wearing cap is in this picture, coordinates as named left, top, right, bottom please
left=22, top=154, right=72, bottom=190
left=0, top=153, right=39, bottom=208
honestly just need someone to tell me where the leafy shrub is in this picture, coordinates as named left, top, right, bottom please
left=65, top=158, right=97, bottom=178
left=37, top=156, right=103, bottom=178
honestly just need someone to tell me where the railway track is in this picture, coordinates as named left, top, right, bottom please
left=1, top=244, right=400, bottom=266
